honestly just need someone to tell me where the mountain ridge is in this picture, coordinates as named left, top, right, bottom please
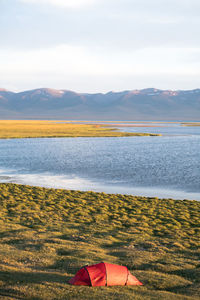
left=0, top=87, right=200, bottom=120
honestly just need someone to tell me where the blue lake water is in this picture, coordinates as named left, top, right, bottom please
left=0, top=122, right=200, bottom=200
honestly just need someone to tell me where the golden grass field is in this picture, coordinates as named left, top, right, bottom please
left=182, top=123, right=200, bottom=126
left=0, top=120, right=161, bottom=138
left=0, top=183, right=199, bottom=300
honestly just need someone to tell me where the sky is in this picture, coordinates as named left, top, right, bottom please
left=0, top=0, right=200, bottom=92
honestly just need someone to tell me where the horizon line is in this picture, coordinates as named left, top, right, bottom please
left=1, top=87, right=200, bottom=94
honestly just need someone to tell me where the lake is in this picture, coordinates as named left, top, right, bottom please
left=0, top=122, right=200, bottom=200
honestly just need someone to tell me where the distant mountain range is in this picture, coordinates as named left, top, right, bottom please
left=0, top=87, right=200, bottom=120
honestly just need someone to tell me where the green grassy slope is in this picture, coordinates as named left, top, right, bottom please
left=0, top=183, right=199, bottom=299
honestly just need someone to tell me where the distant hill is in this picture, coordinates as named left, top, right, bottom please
left=0, top=87, right=200, bottom=120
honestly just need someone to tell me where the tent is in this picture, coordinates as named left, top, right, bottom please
left=69, top=262, right=143, bottom=286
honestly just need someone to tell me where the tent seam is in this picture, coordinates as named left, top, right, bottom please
left=84, top=266, right=92, bottom=287
left=125, top=267, right=129, bottom=286
left=104, top=263, right=108, bottom=286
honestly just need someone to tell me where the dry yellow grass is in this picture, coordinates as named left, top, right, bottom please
left=182, top=123, right=200, bottom=126
left=0, top=120, right=160, bottom=138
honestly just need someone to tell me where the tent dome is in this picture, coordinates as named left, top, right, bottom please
left=69, top=262, right=143, bottom=286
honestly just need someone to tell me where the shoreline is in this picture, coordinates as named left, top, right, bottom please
left=0, top=177, right=199, bottom=201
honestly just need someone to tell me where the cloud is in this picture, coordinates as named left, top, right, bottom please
left=2, top=0, right=199, bottom=52
left=2, top=1, right=200, bottom=91
left=19, top=0, right=96, bottom=8
left=1, top=44, right=200, bottom=79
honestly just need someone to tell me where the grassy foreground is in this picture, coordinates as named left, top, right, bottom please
left=0, top=120, right=160, bottom=138
left=0, top=183, right=199, bottom=299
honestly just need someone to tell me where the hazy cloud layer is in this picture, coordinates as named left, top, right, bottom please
left=19, top=0, right=97, bottom=8
left=0, top=0, right=200, bottom=91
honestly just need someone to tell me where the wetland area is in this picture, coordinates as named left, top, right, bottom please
left=0, top=121, right=199, bottom=200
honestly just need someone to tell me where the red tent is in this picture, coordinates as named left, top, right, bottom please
left=69, top=262, right=143, bottom=286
